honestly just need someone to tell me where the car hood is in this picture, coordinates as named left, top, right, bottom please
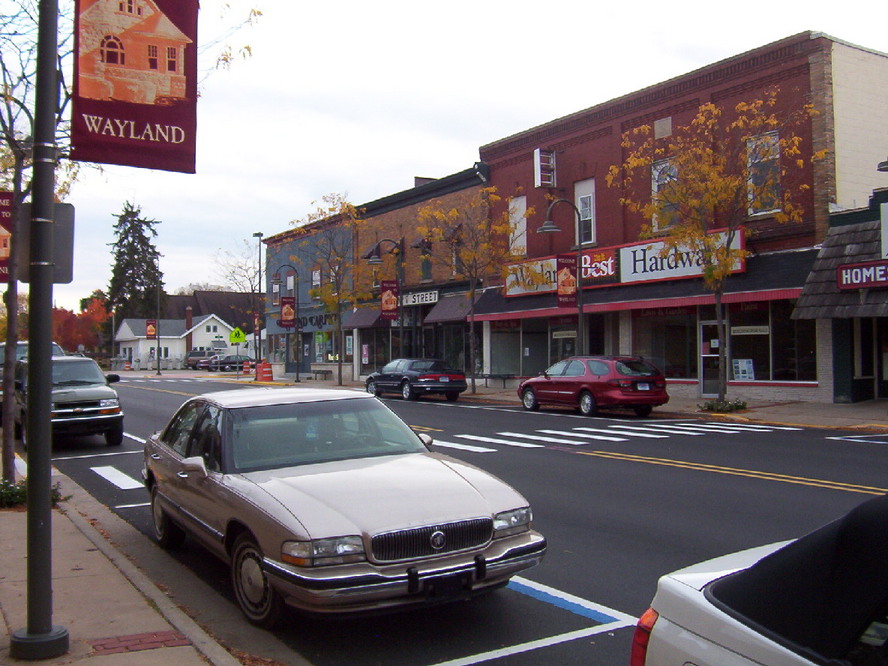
left=51, top=384, right=117, bottom=403
left=239, top=452, right=527, bottom=539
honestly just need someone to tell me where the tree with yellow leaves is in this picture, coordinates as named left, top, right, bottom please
left=606, top=87, right=823, bottom=402
left=418, top=187, right=535, bottom=392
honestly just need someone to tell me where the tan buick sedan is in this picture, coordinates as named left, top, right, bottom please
left=142, top=387, right=546, bottom=627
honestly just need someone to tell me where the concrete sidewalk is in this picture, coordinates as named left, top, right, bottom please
left=2, top=370, right=885, bottom=665
left=0, top=466, right=241, bottom=665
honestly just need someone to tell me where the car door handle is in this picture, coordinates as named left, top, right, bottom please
left=150, top=453, right=161, bottom=460
left=176, top=471, right=190, bottom=478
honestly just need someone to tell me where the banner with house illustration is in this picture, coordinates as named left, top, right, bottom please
left=0, top=192, right=11, bottom=284
left=71, top=0, right=198, bottom=173
left=380, top=280, right=399, bottom=321
left=555, top=254, right=577, bottom=307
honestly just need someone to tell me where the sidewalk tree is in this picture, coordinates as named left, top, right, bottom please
left=417, top=187, right=536, bottom=392
left=107, top=202, right=165, bottom=321
left=289, top=194, right=371, bottom=386
left=606, top=87, right=823, bottom=401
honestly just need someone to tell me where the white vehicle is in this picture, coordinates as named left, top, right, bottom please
left=632, top=494, right=888, bottom=665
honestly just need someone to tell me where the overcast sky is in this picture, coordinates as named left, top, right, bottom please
left=51, top=0, right=888, bottom=311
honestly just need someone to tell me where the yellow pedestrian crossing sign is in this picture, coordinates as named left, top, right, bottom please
left=229, top=327, right=247, bottom=344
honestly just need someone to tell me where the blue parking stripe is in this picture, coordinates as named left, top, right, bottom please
left=507, top=580, right=620, bottom=624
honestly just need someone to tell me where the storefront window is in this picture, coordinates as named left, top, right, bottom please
left=729, top=303, right=770, bottom=380
left=632, top=308, right=696, bottom=378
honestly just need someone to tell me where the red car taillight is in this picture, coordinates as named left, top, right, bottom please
left=607, top=378, right=633, bottom=389
left=629, top=607, right=659, bottom=666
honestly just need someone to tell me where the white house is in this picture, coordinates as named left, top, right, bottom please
left=115, top=314, right=237, bottom=369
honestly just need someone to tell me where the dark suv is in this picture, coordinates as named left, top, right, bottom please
left=14, top=355, right=124, bottom=447
left=185, top=350, right=216, bottom=369
left=517, top=355, right=669, bottom=417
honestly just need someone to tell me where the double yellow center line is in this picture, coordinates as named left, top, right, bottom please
left=577, top=450, right=888, bottom=495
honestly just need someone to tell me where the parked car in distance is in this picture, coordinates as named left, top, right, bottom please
left=517, top=355, right=668, bottom=417
left=206, top=354, right=255, bottom=372
left=14, top=355, right=124, bottom=447
left=365, top=358, right=468, bottom=401
left=142, top=387, right=545, bottom=626
left=185, top=349, right=218, bottom=369
left=632, top=493, right=888, bottom=665
left=0, top=341, right=66, bottom=424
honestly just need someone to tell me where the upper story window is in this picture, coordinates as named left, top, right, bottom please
left=272, top=282, right=281, bottom=306
left=147, top=45, right=158, bottom=70
left=575, top=179, right=595, bottom=245
left=747, top=131, right=781, bottom=215
left=118, top=0, right=142, bottom=15
left=651, top=158, right=679, bottom=231
left=166, top=47, right=179, bottom=73
left=100, top=36, right=125, bottom=65
left=509, top=195, right=527, bottom=257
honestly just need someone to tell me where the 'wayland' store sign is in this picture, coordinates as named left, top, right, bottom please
left=505, top=231, right=745, bottom=297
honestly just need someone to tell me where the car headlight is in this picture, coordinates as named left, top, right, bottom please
left=281, top=536, right=365, bottom=567
left=493, top=507, right=532, bottom=538
left=99, top=398, right=119, bottom=408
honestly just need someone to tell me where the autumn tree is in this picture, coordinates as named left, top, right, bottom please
left=289, top=194, right=371, bottom=386
left=417, top=187, right=533, bottom=392
left=107, top=202, right=165, bottom=320
left=606, top=88, right=822, bottom=402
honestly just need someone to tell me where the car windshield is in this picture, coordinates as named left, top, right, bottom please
left=51, top=359, right=107, bottom=386
left=615, top=359, right=659, bottom=377
left=226, top=398, right=427, bottom=472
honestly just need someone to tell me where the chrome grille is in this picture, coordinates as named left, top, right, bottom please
left=371, top=518, right=493, bottom=562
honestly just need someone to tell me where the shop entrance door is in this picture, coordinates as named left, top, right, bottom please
left=699, top=322, right=722, bottom=398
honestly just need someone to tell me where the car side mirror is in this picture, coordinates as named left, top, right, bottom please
left=418, top=433, right=433, bottom=451
left=106, top=374, right=120, bottom=384
left=182, top=456, right=208, bottom=478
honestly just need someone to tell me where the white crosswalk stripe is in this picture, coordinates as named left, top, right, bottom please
left=433, top=440, right=497, bottom=453
left=455, top=434, right=546, bottom=448
left=571, top=427, right=668, bottom=440
left=608, top=424, right=707, bottom=436
left=500, top=430, right=626, bottom=444
left=91, top=465, right=143, bottom=490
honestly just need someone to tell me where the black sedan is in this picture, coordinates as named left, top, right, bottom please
left=366, top=358, right=467, bottom=401
left=199, top=354, right=256, bottom=372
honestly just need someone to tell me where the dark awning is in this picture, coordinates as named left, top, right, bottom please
left=424, top=293, right=481, bottom=324
left=341, top=307, right=385, bottom=329
left=792, top=220, right=888, bottom=319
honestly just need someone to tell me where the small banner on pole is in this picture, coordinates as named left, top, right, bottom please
left=556, top=254, right=577, bottom=307
left=0, top=192, right=11, bottom=283
left=146, top=319, right=157, bottom=339
left=280, top=296, right=296, bottom=328
left=380, top=280, right=399, bottom=321
left=71, top=0, right=199, bottom=173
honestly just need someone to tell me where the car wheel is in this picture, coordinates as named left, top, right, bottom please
left=231, top=533, right=284, bottom=629
left=633, top=405, right=653, bottom=418
left=366, top=379, right=382, bottom=396
left=445, top=392, right=459, bottom=402
left=578, top=391, right=598, bottom=416
left=224, top=365, right=232, bottom=372
left=151, top=485, right=185, bottom=549
left=105, top=424, right=124, bottom=446
left=401, top=381, right=417, bottom=401
left=521, top=388, right=539, bottom=411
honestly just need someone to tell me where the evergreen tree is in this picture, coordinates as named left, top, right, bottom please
left=107, top=202, right=165, bottom=320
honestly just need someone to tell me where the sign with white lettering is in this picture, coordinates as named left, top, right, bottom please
left=0, top=192, right=11, bottom=283
left=836, top=260, right=888, bottom=290
left=71, top=0, right=198, bottom=173
left=401, top=290, right=439, bottom=306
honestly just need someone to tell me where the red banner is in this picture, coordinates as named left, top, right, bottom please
left=556, top=254, right=577, bottom=307
left=0, top=192, right=11, bottom=284
left=380, top=280, right=399, bottom=321
left=280, top=297, right=296, bottom=328
left=146, top=319, right=157, bottom=339
left=71, top=0, right=198, bottom=173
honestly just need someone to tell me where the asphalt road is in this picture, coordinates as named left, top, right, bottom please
left=43, top=376, right=888, bottom=665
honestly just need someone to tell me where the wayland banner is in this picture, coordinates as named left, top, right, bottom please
left=71, top=0, right=198, bottom=173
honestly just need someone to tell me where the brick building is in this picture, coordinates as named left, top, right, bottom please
left=472, top=32, right=888, bottom=402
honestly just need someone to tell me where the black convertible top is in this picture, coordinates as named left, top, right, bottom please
left=709, top=493, right=888, bottom=662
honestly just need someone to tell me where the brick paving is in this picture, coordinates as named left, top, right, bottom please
left=89, top=630, right=192, bottom=655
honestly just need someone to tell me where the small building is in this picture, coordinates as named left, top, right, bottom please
left=793, top=188, right=888, bottom=402
left=114, top=314, right=234, bottom=369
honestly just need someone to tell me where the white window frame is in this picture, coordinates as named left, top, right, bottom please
left=509, top=195, right=527, bottom=257
left=651, top=158, right=679, bottom=231
left=747, top=131, right=781, bottom=216
left=574, top=178, right=595, bottom=245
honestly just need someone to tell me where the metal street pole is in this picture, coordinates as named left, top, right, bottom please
left=538, top=199, right=587, bottom=355
left=11, top=0, right=70, bottom=657
left=363, top=238, right=405, bottom=358
left=253, top=232, right=264, bottom=365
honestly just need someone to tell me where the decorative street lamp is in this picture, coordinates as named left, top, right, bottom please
left=363, top=237, right=405, bottom=358
left=271, top=263, right=301, bottom=382
left=537, top=199, right=588, bottom=355
left=252, top=231, right=264, bottom=364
